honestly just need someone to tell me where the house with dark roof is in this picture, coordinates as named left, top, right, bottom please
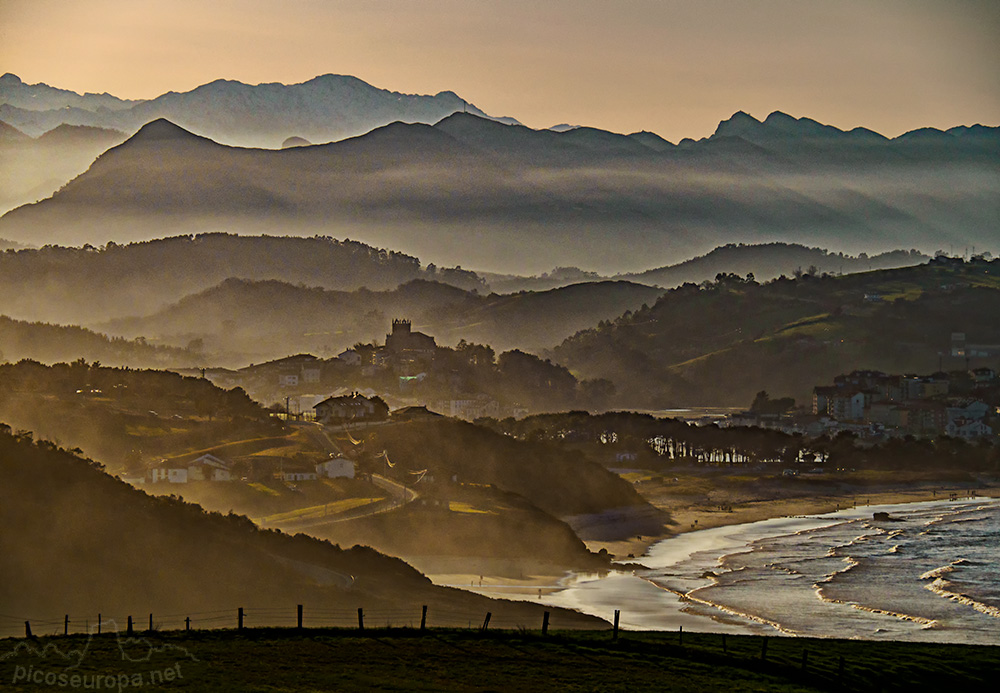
left=314, top=392, right=389, bottom=424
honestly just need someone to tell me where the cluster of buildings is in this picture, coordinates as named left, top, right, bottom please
left=138, top=452, right=357, bottom=485
left=210, top=319, right=529, bottom=422
left=811, top=369, right=997, bottom=440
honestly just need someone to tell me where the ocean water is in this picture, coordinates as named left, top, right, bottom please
left=545, top=498, right=1000, bottom=643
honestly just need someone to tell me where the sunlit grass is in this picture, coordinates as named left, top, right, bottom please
left=620, top=471, right=657, bottom=483
left=247, top=482, right=281, bottom=497
left=448, top=501, right=495, bottom=515
left=259, top=497, right=383, bottom=524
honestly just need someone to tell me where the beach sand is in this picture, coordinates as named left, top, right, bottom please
left=583, top=484, right=1000, bottom=561
left=421, top=474, right=999, bottom=593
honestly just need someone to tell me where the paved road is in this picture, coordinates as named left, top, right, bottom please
left=271, top=422, right=418, bottom=530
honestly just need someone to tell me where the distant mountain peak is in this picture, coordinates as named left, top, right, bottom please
left=129, top=118, right=205, bottom=144
left=1, top=72, right=23, bottom=85
left=713, top=111, right=763, bottom=138
left=763, top=111, right=796, bottom=124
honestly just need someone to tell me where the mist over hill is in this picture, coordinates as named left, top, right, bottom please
left=1, top=112, right=994, bottom=272
left=0, top=72, right=516, bottom=146
left=0, top=121, right=128, bottom=214
left=0, top=315, right=201, bottom=368
left=0, top=425, right=597, bottom=627
left=550, top=258, right=1000, bottom=407
left=618, top=244, right=931, bottom=287
left=96, top=277, right=662, bottom=363
left=0, top=234, right=479, bottom=325
left=486, top=243, right=931, bottom=293
left=0, top=72, right=138, bottom=113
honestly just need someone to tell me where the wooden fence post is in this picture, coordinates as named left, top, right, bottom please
left=678, top=625, right=683, bottom=646
left=297, top=605, right=303, bottom=630
left=148, top=614, right=153, bottom=632
left=420, top=605, right=427, bottom=632
left=760, top=637, right=768, bottom=661
left=357, top=607, right=364, bottom=632
left=185, top=617, right=191, bottom=632
left=24, top=621, right=31, bottom=638
left=64, top=615, right=69, bottom=636
left=127, top=616, right=133, bottom=636
left=542, top=611, right=550, bottom=636
left=612, top=610, right=620, bottom=642
left=97, top=613, right=101, bottom=635
left=480, top=612, right=491, bottom=632
left=238, top=608, right=244, bottom=631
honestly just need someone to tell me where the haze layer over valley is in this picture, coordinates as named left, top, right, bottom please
left=1, top=76, right=996, bottom=272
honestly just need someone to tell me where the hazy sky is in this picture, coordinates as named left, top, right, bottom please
left=1, top=0, right=997, bottom=141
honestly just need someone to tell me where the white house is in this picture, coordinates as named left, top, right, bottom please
left=150, top=454, right=231, bottom=483
left=150, top=464, right=188, bottom=483
left=188, top=454, right=232, bottom=481
left=316, top=457, right=355, bottom=479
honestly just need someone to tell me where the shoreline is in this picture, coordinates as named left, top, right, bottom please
left=548, top=494, right=1000, bottom=636
left=583, top=484, right=1000, bottom=562
left=422, top=483, right=1000, bottom=600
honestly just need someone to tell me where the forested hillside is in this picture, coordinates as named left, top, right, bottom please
left=99, top=277, right=661, bottom=361
left=0, top=315, right=200, bottom=367
left=0, top=234, right=478, bottom=325
left=0, top=428, right=597, bottom=627
left=552, top=258, right=1000, bottom=407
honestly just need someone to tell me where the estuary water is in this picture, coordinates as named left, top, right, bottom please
left=544, top=498, right=1000, bottom=643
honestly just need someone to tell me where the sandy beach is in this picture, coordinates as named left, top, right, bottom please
left=582, top=483, right=1000, bottom=561
left=421, top=475, right=1000, bottom=601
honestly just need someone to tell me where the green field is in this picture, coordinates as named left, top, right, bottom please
left=3, top=627, right=996, bottom=692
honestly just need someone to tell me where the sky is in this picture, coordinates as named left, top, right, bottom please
left=0, top=0, right=998, bottom=141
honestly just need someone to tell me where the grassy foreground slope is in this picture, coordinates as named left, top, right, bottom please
left=553, top=258, right=1000, bottom=407
left=3, top=628, right=996, bottom=692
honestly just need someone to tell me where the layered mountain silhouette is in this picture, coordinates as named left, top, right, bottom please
left=93, top=277, right=663, bottom=363
left=617, top=243, right=930, bottom=287
left=0, top=73, right=517, bottom=147
left=0, top=111, right=996, bottom=271
left=0, top=121, right=127, bottom=214
left=0, top=72, right=138, bottom=113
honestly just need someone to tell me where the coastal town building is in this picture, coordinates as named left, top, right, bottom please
left=149, top=453, right=232, bottom=483
left=316, top=457, right=356, bottom=479
left=314, top=392, right=389, bottom=424
left=804, top=369, right=997, bottom=440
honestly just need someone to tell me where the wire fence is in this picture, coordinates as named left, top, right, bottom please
left=0, top=603, right=573, bottom=640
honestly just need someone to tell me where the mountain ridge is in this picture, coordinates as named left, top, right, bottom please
left=0, top=73, right=518, bottom=147
left=2, top=111, right=994, bottom=271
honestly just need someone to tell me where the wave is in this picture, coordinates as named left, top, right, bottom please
left=683, top=583, right=797, bottom=635
left=924, top=577, right=1000, bottom=619
left=813, top=590, right=939, bottom=627
left=919, top=558, right=973, bottom=581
